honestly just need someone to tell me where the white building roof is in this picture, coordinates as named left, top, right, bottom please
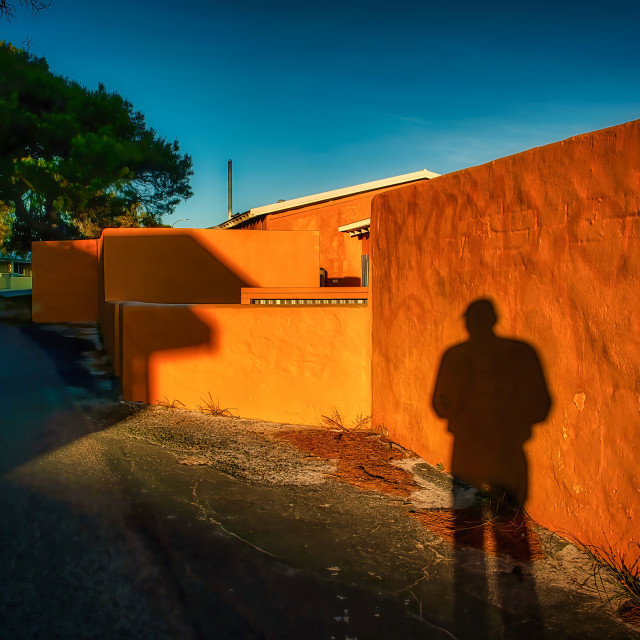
left=216, top=169, right=439, bottom=229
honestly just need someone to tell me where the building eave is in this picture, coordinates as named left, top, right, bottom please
left=338, top=218, right=371, bottom=237
left=215, top=169, right=439, bottom=229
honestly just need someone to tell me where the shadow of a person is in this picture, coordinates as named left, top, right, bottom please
left=432, top=299, right=551, bottom=638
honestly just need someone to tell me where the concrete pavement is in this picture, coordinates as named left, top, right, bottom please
left=1, top=309, right=638, bottom=639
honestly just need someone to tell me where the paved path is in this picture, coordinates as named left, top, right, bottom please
left=0, top=322, right=76, bottom=472
left=1, top=318, right=638, bottom=639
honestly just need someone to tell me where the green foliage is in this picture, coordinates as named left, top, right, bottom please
left=0, top=41, right=193, bottom=254
left=0, top=201, right=14, bottom=247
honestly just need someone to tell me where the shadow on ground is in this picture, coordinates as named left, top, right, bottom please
left=1, top=307, right=638, bottom=639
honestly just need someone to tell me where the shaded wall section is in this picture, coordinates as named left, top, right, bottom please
left=371, top=119, right=640, bottom=558
left=32, top=239, right=99, bottom=322
left=102, top=228, right=319, bottom=304
left=121, top=303, right=371, bottom=426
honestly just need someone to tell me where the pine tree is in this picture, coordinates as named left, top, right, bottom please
left=0, top=42, right=193, bottom=254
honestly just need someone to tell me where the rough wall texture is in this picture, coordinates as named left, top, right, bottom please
left=371, top=120, right=640, bottom=558
left=121, top=303, right=371, bottom=426
left=32, top=239, right=99, bottom=322
left=102, top=228, right=319, bottom=303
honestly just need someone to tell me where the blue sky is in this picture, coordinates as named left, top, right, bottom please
left=2, top=0, right=639, bottom=228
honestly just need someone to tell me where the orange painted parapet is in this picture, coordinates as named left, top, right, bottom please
left=32, top=239, right=99, bottom=323
left=102, top=228, right=319, bottom=304
left=120, top=302, right=372, bottom=426
left=240, top=287, right=368, bottom=304
left=371, top=119, right=640, bottom=561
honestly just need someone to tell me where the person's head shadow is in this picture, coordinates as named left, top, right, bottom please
left=432, top=298, right=551, bottom=506
left=463, top=298, right=498, bottom=341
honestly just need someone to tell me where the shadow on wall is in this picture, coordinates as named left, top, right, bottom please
left=35, top=227, right=326, bottom=415
left=122, top=304, right=220, bottom=406
left=99, top=231, right=258, bottom=382
left=432, top=298, right=552, bottom=636
left=104, top=232, right=256, bottom=405
left=432, top=299, right=551, bottom=505
left=102, top=233, right=250, bottom=305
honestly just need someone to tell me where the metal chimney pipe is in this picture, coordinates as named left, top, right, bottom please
left=227, top=159, right=232, bottom=219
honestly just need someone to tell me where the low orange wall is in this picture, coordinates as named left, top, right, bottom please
left=102, top=228, right=319, bottom=304
left=32, top=239, right=99, bottom=322
left=371, top=119, right=640, bottom=559
left=120, top=303, right=371, bottom=426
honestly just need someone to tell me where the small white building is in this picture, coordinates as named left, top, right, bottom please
left=0, top=252, right=32, bottom=291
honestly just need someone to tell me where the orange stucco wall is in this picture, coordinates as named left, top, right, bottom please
left=371, top=119, right=640, bottom=559
left=258, top=189, right=397, bottom=285
left=120, top=303, right=371, bottom=426
left=32, top=239, right=99, bottom=322
left=102, top=228, right=319, bottom=304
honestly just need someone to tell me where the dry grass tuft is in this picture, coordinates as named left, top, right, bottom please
left=155, top=397, right=185, bottom=409
left=196, top=392, right=234, bottom=417
left=320, top=408, right=371, bottom=432
left=571, top=539, right=640, bottom=626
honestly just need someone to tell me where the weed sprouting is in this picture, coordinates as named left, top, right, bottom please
left=197, top=392, right=234, bottom=417
left=571, top=539, right=640, bottom=626
left=476, top=487, right=513, bottom=519
left=351, top=413, right=372, bottom=431
left=320, top=407, right=345, bottom=430
left=470, top=486, right=529, bottom=530
left=155, top=397, right=185, bottom=409
left=320, top=408, right=371, bottom=432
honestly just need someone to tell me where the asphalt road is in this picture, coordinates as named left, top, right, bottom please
left=1, top=314, right=638, bottom=640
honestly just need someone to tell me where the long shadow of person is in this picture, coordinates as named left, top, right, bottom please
left=432, top=299, right=551, bottom=638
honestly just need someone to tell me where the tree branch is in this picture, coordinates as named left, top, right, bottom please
left=1, top=0, right=51, bottom=21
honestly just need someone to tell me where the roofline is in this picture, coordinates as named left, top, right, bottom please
left=0, top=252, right=31, bottom=262
left=215, top=169, right=439, bottom=229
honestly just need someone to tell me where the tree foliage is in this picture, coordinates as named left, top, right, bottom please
left=0, top=42, right=193, bottom=253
